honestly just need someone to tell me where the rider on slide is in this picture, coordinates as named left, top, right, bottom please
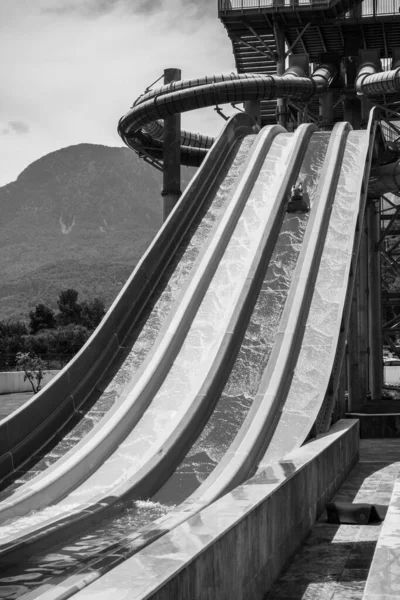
left=287, top=182, right=309, bottom=213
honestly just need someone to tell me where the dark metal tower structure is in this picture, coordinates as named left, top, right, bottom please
left=219, top=0, right=400, bottom=127
left=219, top=0, right=400, bottom=408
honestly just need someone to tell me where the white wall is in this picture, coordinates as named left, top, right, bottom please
left=384, top=365, right=400, bottom=386
left=0, top=371, right=59, bottom=394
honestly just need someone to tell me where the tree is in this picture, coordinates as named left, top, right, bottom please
left=0, top=319, right=27, bottom=337
left=57, top=289, right=82, bottom=326
left=52, top=324, right=90, bottom=357
left=29, top=303, right=56, bottom=334
left=0, top=319, right=28, bottom=369
left=80, top=297, right=106, bottom=329
left=16, top=352, right=47, bottom=394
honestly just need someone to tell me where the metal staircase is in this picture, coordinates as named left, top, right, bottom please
left=231, top=31, right=278, bottom=123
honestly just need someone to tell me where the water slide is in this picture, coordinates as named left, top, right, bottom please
left=0, top=118, right=315, bottom=550
left=0, top=118, right=376, bottom=600
left=0, top=63, right=336, bottom=531
left=0, top=61, right=398, bottom=598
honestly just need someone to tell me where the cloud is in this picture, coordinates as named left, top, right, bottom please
left=40, top=0, right=163, bottom=17
left=0, top=0, right=236, bottom=186
left=1, top=121, right=30, bottom=136
left=40, top=0, right=213, bottom=19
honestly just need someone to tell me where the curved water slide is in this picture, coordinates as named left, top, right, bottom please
left=0, top=58, right=396, bottom=592
left=0, top=120, right=317, bottom=560
left=0, top=62, right=336, bottom=493
left=0, top=64, right=336, bottom=541
left=4, top=116, right=379, bottom=600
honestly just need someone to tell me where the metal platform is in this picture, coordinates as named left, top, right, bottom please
left=219, top=0, right=400, bottom=126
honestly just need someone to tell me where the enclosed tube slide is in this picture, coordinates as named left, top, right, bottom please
left=118, top=65, right=336, bottom=166
left=355, top=63, right=400, bottom=97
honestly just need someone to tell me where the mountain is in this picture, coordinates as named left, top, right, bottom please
left=0, top=143, right=196, bottom=322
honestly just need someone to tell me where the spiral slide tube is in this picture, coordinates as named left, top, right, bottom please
left=0, top=113, right=256, bottom=498
left=355, top=61, right=400, bottom=97
left=0, top=123, right=314, bottom=563
left=118, top=65, right=336, bottom=166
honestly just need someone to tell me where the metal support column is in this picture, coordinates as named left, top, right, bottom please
left=358, top=222, right=369, bottom=402
left=337, top=359, right=348, bottom=419
left=347, top=282, right=362, bottom=411
left=361, top=97, right=373, bottom=130
left=162, top=68, right=181, bottom=222
left=244, top=100, right=261, bottom=129
left=319, top=91, right=334, bottom=131
left=368, top=199, right=383, bottom=400
left=274, top=21, right=286, bottom=128
left=343, top=98, right=361, bottom=130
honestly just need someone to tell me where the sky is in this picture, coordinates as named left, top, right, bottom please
left=0, top=0, right=237, bottom=186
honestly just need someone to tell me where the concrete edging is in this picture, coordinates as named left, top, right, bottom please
left=69, top=419, right=360, bottom=600
left=363, top=473, right=400, bottom=599
left=0, top=371, right=58, bottom=395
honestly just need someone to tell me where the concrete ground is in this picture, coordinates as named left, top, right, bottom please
left=0, top=391, right=33, bottom=420
left=265, top=439, right=400, bottom=600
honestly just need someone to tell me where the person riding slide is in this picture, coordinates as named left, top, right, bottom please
left=287, top=182, right=309, bottom=213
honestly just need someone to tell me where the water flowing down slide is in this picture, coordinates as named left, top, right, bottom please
left=0, top=122, right=329, bottom=600
left=13, top=117, right=379, bottom=600
left=0, top=63, right=338, bottom=520
left=0, top=116, right=376, bottom=600
left=0, top=114, right=259, bottom=522
left=0, top=118, right=314, bottom=558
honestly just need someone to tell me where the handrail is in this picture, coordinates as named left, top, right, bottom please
left=218, top=0, right=399, bottom=18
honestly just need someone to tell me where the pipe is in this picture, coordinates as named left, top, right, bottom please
left=356, top=65, right=400, bottom=97
left=118, top=64, right=336, bottom=167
